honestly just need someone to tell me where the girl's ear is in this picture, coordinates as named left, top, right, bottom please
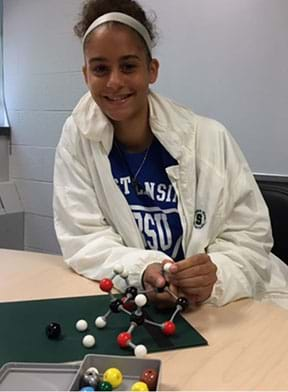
left=149, top=58, right=159, bottom=84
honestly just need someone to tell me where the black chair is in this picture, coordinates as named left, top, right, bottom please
left=256, top=179, right=288, bottom=265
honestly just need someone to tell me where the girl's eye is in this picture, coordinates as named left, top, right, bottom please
left=121, top=63, right=137, bottom=73
left=92, top=64, right=109, bottom=76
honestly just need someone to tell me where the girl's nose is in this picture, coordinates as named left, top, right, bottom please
left=106, top=69, right=124, bottom=89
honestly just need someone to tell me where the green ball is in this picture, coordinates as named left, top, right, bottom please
left=98, top=381, right=113, bottom=391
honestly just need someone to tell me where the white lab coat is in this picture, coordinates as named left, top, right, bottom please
left=53, top=91, right=288, bottom=308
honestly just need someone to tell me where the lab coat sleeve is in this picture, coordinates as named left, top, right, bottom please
left=53, top=120, right=169, bottom=292
left=206, top=129, right=275, bottom=306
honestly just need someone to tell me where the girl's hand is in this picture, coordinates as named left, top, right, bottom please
left=166, top=254, right=217, bottom=304
left=142, top=262, right=178, bottom=308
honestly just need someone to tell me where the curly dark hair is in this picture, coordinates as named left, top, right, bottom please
left=74, top=0, right=158, bottom=49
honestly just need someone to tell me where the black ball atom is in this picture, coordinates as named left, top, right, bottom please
left=46, top=322, right=62, bottom=340
left=125, top=286, right=138, bottom=299
left=176, top=296, right=189, bottom=310
left=109, top=299, right=122, bottom=313
left=130, top=312, right=145, bottom=325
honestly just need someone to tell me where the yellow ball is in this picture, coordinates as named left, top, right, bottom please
left=103, top=367, right=123, bottom=389
left=131, top=381, right=149, bottom=391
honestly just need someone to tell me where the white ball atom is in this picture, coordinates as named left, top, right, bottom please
left=75, top=319, right=88, bottom=332
left=113, top=264, right=124, bottom=274
left=134, top=344, right=147, bottom=358
left=135, top=294, right=147, bottom=307
left=82, top=334, right=95, bottom=348
left=95, top=316, right=107, bottom=329
left=163, top=262, right=173, bottom=273
left=120, top=270, right=129, bottom=278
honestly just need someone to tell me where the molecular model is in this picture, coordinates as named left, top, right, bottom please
left=94, top=263, right=189, bottom=358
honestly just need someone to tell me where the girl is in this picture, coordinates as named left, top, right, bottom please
left=54, top=0, right=288, bottom=308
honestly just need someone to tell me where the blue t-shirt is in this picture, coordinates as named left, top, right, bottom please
left=109, top=137, right=184, bottom=261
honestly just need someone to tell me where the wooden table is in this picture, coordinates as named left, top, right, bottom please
left=1, top=248, right=288, bottom=390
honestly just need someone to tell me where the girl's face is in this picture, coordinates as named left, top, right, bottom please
left=83, top=24, right=159, bottom=129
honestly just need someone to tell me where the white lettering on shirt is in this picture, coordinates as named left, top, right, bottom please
left=131, top=205, right=176, bottom=252
left=119, top=176, right=131, bottom=195
left=114, top=176, right=178, bottom=203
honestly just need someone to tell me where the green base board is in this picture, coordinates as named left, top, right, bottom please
left=0, top=295, right=207, bottom=366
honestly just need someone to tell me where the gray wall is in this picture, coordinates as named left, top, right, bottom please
left=3, top=0, right=288, bottom=254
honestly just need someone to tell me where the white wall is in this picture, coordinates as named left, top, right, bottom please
left=3, top=0, right=86, bottom=253
left=145, top=0, right=288, bottom=175
left=3, top=0, right=288, bottom=254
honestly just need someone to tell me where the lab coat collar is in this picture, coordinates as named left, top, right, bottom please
left=71, top=91, right=194, bottom=160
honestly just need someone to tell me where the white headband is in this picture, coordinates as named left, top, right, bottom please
left=82, top=12, right=152, bottom=53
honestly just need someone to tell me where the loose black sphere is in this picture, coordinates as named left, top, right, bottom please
left=46, top=322, right=62, bottom=340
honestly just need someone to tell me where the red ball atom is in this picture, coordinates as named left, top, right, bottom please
left=99, top=278, right=113, bottom=293
left=117, top=332, right=132, bottom=348
left=162, top=320, right=176, bottom=336
left=121, top=296, right=136, bottom=311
